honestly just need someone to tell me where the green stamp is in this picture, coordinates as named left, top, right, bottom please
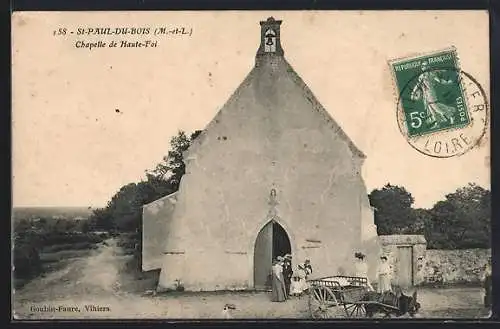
left=390, top=48, right=470, bottom=137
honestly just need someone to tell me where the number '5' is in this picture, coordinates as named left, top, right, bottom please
left=409, top=111, right=425, bottom=129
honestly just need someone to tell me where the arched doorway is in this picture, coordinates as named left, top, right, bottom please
left=253, top=220, right=291, bottom=290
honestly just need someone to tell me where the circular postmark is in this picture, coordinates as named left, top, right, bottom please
left=397, top=68, right=488, bottom=158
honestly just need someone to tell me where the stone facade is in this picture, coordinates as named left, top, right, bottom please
left=142, top=17, right=381, bottom=291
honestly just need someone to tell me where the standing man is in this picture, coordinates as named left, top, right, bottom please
left=283, top=254, right=293, bottom=298
left=303, top=259, right=313, bottom=278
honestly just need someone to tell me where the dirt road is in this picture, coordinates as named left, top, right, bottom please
left=12, top=238, right=489, bottom=319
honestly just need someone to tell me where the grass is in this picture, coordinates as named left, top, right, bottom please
left=42, top=242, right=98, bottom=253
left=39, top=249, right=96, bottom=263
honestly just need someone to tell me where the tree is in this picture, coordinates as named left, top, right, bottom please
left=407, top=208, right=431, bottom=234
left=368, top=183, right=415, bottom=235
left=89, top=130, right=202, bottom=233
left=426, top=183, right=490, bottom=249
left=147, top=130, right=202, bottom=190
left=88, top=207, right=115, bottom=231
left=107, top=183, right=143, bottom=232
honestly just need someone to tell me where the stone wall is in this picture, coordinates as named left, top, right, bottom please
left=419, top=248, right=491, bottom=285
left=378, top=235, right=490, bottom=286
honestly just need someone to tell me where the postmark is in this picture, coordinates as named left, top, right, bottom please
left=389, top=48, right=488, bottom=158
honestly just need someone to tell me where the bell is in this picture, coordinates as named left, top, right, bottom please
left=265, top=36, right=274, bottom=46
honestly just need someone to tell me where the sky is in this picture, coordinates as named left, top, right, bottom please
left=12, top=10, right=490, bottom=209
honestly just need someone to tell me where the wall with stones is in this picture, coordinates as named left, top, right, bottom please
left=378, top=235, right=490, bottom=286
left=419, top=249, right=491, bottom=285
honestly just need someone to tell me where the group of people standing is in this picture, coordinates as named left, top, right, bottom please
left=271, top=254, right=313, bottom=302
left=354, top=252, right=392, bottom=293
left=269, top=252, right=493, bottom=318
left=271, top=252, right=392, bottom=302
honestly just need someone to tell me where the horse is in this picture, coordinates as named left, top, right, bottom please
left=361, top=287, right=420, bottom=318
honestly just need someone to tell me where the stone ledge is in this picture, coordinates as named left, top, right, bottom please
left=379, top=234, right=427, bottom=245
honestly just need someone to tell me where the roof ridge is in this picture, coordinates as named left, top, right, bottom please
left=185, top=68, right=257, bottom=158
left=282, top=58, right=366, bottom=159
left=186, top=58, right=366, bottom=161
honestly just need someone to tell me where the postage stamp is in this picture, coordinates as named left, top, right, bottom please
left=390, top=48, right=488, bottom=158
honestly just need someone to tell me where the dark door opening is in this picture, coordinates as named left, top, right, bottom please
left=254, top=220, right=291, bottom=290
left=272, top=222, right=291, bottom=260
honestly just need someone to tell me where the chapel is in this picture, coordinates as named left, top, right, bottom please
left=142, top=17, right=381, bottom=291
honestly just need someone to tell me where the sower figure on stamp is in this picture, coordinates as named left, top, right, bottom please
left=410, top=60, right=456, bottom=128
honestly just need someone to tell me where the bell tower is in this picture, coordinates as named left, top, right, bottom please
left=256, top=17, right=284, bottom=58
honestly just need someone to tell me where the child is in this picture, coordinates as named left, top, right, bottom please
left=283, top=255, right=293, bottom=297
left=290, top=275, right=303, bottom=297
left=297, top=264, right=310, bottom=294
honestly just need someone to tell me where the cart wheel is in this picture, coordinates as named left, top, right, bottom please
left=382, top=309, right=393, bottom=318
left=308, top=286, right=339, bottom=319
left=344, top=303, right=367, bottom=318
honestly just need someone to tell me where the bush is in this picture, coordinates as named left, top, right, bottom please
left=13, top=229, right=106, bottom=285
left=38, top=232, right=104, bottom=246
left=15, top=231, right=104, bottom=248
left=14, top=242, right=42, bottom=279
left=39, top=249, right=94, bottom=263
left=42, top=241, right=96, bottom=253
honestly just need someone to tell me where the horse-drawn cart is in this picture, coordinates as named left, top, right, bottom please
left=307, top=276, right=419, bottom=319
